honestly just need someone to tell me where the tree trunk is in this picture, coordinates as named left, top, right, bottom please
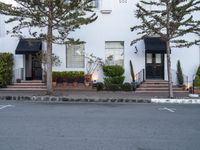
left=166, top=41, right=173, bottom=98
left=166, top=1, right=173, bottom=98
left=46, top=1, right=53, bottom=95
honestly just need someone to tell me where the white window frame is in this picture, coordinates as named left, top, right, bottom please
left=66, top=44, right=85, bottom=68
left=105, top=41, right=124, bottom=66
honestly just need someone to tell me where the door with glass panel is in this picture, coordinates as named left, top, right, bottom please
left=146, top=53, right=164, bottom=79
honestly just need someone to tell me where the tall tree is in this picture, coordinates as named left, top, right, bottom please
left=131, top=0, right=200, bottom=98
left=0, top=0, right=97, bottom=95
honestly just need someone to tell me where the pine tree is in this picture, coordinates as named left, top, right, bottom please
left=131, top=0, right=200, bottom=98
left=177, top=60, right=184, bottom=86
left=0, top=0, right=97, bottom=95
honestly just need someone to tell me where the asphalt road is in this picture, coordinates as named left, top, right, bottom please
left=0, top=101, right=200, bottom=150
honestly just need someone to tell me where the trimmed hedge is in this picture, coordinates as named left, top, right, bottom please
left=103, top=65, right=125, bottom=91
left=194, top=66, right=200, bottom=87
left=0, top=53, right=14, bottom=88
left=177, top=60, right=184, bottom=85
left=103, top=65, right=124, bottom=77
left=121, top=82, right=132, bottom=91
left=52, top=71, right=84, bottom=82
left=96, top=82, right=104, bottom=91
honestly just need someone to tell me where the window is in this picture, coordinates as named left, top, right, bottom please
left=66, top=44, right=85, bottom=68
left=105, top=41, right=124, bottom=66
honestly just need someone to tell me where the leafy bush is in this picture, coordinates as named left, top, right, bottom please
left=121, top=82, right=132, bottom=91
left=177, top=60, right=184, bottom=85
left=103, top=65, right=124, bottom=77
left=104, top=76, right=125, bottom=85
left=0, top=53, right=14, bottom=88
left=96, top=82, right=104, bottom=91
left=52, top=71, right=84, bottom=82
left=105, top=84, right=121, bottom=91
left=194, top=66, right=200, bottom=87
left=103, top=65, right=125, bottom=91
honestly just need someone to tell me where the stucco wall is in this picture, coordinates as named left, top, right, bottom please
left=0, top=0, right=199, bottom=84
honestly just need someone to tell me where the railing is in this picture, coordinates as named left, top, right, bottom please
left=171, top=69, right=189, bottom=87
left=135, top=69, right=145, bottom=85
left=13, top=68, right=24, bottom=83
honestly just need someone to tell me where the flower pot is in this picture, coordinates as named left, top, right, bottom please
left=73, top=82, right=78, bottom=87
left=84, top=74, right=92, bottom=87
left=52, top=82, right=57, bottom=87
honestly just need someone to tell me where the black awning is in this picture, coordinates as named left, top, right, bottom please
left=15, top=39, right=42, bottom=54
left=144, top=37, right=167, bottom=53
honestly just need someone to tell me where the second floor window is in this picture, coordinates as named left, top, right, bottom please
left=105, top=41, right=124, bottom=66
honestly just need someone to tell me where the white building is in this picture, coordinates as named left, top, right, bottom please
left=0, top=0, right=199, bottom=85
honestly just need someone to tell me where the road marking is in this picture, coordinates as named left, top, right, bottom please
left=0, top=105, right=15, bottom=110
left=159, top=107, right=176, bottom=113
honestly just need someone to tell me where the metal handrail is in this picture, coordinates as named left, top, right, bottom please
left=13, top=68, right=24, bottom=83
left=135, top=68, right=145, bottom=85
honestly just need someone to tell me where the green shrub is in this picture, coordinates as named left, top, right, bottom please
left=177, top=60, right=184, bottom=85
left=0, top=53, right=14, bottom=88
left=96, top=82, right=104, bottom=91
left=104, top=76, right=125, bottom=85
left=194, top=76, right=200, bottom=87
left=193, top=66, right=200, bottom=87
left=121, top=82, right=132, bottom=91
left=103, top=65, right=124, bottom=77
left=52, top=71, right=84, bottom=80
left=105, top=84, right=121, bottom=91
left=103, top=65, right=125, bottom=91
left=196, top=66, right=200, bottom=77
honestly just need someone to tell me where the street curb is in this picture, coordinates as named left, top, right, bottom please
left=0, top=96, right=151, bottom=103
left=1, top=96, right=200, bottom=104
left=151, top=99, right=200, bottom=104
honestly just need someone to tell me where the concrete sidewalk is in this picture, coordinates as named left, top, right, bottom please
left=1, top=90, right=200, bottom=104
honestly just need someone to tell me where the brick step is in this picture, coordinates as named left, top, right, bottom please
left=137, top=88, right=184, bottom=91
left=139, top=85, right=180, bottom=88
left=142, top=82, right=169, bottom=85
left=20, top=80, right=43, bottom=83
left=0, top=88, right=46, bottom=91
left=135, top=90, right=189, bottom=93
left=7, top=85, right=47, bottom=88
left=145, top=80, right=168, bottom=82
left=12, top=83, right=46, bottom=86
left=137, top=87, right=184, bottom=90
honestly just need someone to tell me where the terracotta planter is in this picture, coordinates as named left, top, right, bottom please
left=52, top=82, right=57, bottom=87
left=73, top=82, right=78, bottom=87
left=84, top=74, right=92, bottom=86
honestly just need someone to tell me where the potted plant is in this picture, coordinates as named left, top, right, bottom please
left=84, top=53, right=103, bottom=86
left=52, top=71, right=59, bottom=87
left=176, top=60, right=184, bottom=87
